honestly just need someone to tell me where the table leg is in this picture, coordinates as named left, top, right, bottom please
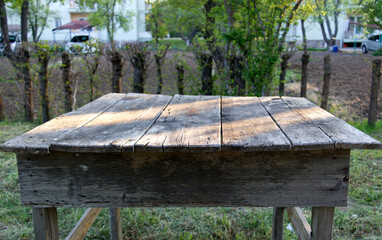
left=310, top=207, right=335, bottom=240
left=272, top=207, right=285, bottom=240
left=32, top=207, right=59, bottom=240
left=109, top=208, right=122, bottom=240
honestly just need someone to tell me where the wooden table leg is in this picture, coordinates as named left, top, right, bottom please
left=272, top=207, right=285, bottom=240
left=109, top=208, right=122, bottom=240
left=32, top=207, right=59, bottom=240
left=310, top=207, right=335, bottom=240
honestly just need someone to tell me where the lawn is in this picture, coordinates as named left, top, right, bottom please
left=0, top=120, right=381, bottom=239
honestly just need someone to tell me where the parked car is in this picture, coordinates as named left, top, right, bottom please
left=361, top=34, right=382, bottom=54
left=65, top=35, right=96, bottom=54
left=0, top=33, right=21, bottom=55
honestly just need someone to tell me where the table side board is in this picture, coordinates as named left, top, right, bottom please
left=1, top=93, right=381, bottom=240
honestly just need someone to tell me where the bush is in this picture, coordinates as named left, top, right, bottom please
left=372, top=48, right=382, bottom=56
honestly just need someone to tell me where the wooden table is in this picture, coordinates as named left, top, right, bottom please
left=1, top=93, right=381, bottom=240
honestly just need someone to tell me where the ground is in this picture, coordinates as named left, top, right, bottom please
left=0, top=50, right=381, bottom=122
left=287, top=51, right=382, bottom=122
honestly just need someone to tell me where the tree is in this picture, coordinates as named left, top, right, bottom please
left=314, top=0, right=342, bottom=48
left=360, top=0, right=382, bottom=28
left=76, top=0, right=134, bottom=93
left=0, top=0, right=34, bottom=122
left=29, top=0, right=56, bottom=42
left=77, top=0, right=133, bottom=44
left=147, top=0, right=168, bottom=43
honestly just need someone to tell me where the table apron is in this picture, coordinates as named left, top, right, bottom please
left=16, top=149, right=350, bottom=208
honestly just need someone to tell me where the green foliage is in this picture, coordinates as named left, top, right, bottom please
left=360, top=0, right=382, bottom=29
left=76, top=0, right=133, bottom=43
left=147, top=0, right=169, bottom=43
left=372, top=48, right=382, bottom=56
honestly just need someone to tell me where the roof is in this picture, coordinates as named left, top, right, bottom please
left=52, top=20, right=92, bottom=32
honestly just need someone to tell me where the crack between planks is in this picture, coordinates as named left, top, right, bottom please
left=280, top=97, right=336, bottom=149
left=258, top=97, right=295, bottom=150
left=130, top=95, right=175, bottom=152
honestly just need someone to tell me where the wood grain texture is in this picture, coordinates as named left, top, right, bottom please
left=32, top=207, right=59, bottom=240
left=272, top=207, right=285, bottom=240
left=282, top=97, right=382, bottom=149
left=286, top=207, right=311, bottom=240
left=50, top=94, right=172, bottom=152
left=260, top=97, right=334, bottom=150
left=310, top=207, right=335, bottom=240
left=135, top=95, right=221, bottom=152
left=17, top=149, right=350, bottom=208
left=65, top=208, right=102, bottom=240
left=109, top=208, right=122, bottom=240
left=0, top=93, right=126, bottom=154
left=222, top=97, right=291, bottom=151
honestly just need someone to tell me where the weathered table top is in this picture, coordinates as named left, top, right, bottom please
left=1, top=93, right=381, bottom=154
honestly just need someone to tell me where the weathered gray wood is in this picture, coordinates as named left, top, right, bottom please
left=310, top=207, right=335, bottom=240
left=282, top=97, right=382, bottom=149
left=135, top=95, right=221, bottom=152
left=109, top=208, right=122, bottom=240
left=50, top=94, right=173, bottom=152
left=368, top=59, right=381, bottom=126
left=17, top=149, right=349, bottom=207
left=260, top=97, right=334, bottom=150
left=0, top=93, right=126, bottom=154
left=65, top=208, right=102, bottom=240
left=286, top=207, right=311, bottom=240
left=222, top=96, right=291, bottom=151
left=32, top=207, right=59, bottom=240
left=272, top=207, right=285, bottom=240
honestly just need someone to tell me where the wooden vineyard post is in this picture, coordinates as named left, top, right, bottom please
left=321, top=54, right=331, bottom=110
left=62, top=52, right=73, bottom=112
left=176, top=63, right=184, bottom=95
left=0, top=93, right=5, bottom=121
left=368, top=59, right=381, bottom=126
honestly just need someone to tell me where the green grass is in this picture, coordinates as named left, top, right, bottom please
left=148, top=39, right=187, bottom=50
left=0, top=120, right=381, bottom=239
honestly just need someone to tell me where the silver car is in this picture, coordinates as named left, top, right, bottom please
left=65, top=35, right=95, bottom=54
left=362, top=34, right=382, bottom=54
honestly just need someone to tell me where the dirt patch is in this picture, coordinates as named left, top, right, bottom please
left=287, top=51, right=382, bottom=121
left=0, top=50, right=380, bottom=122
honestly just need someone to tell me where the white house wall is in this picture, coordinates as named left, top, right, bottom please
left=287, top=14, right=348, bottom=48
left=6, top=0, right=151, bottom=44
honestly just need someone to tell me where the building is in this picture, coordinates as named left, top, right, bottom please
left=6, top=0, right=152, bottom=44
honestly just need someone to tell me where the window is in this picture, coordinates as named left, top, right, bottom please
left=55, top=18, right=62, bottom=28
left=369, top=35, right=380, bottom=41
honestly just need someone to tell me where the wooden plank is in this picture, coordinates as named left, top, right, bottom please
left=310, top=207, right=335, bottom=240
left=109, top=208, right=122, bottom=240
left=135, top=95, right=221, bottom=152
left=260, top=97, right=334, bottom=150
left=32, top=207, right=59, bottom=240
left=222, top=96, right=291, bottom=151
left=50, top=94, right=172, bottom=152
left=282, top=97, right=382, bottom=149
left=272, top=207, right=285, bottom=240
left=17, top=149, right=350, bottom=207
left=286, top=207, right=311, bottom=240
left=65, top=208, right=102, bottom=240
left=0, top=93, right=126, bottom=154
